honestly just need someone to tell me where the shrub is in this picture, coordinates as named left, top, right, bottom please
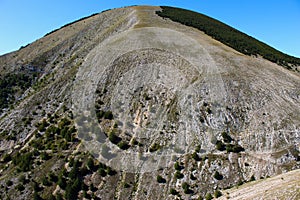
left=6, top=180, right=13, bottom=186
left=226, top=144, right=245, bottom=153
left=87, top=158, right=95, bottom=170
left=205, top=193, right=213, bottom=200
left=221, top=132, right=233, bottom=143
left=104, top=111, right=113, bottom=120
left=117, top=141, right=130, bottom=150
left=192, top=152, right=201, bottom=161
left=170, top=188, right=179, bottom=195
left=182, top=182, right=193, bottom=194
left=157, top=175, right=166, bottom=183
left=213, top=171, right=223, bottom=180
left=214, top=190, right=222, bottom=198
left=149, top=143, right=161, bottom=152
left=15, top=183, right=25, bottom=191
left=174, top=171, right=184, bottom=179
left=216, top=140, right=226, bottom=151
left=250, top=175, right=255, bottom=182
left=174, top=162, right=184, bottom=171
left=3, top=153, right=12, bottom=162
left=108, top=131, right=121, bottom=145
left=98, top=168, right=107, bottom=177
left=42, top=176, right=51, bottom=186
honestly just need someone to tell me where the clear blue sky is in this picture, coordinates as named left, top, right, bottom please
left=1, top=0, right=300, bottom=57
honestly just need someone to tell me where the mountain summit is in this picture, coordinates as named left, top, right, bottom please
left=0, top=6, right=299, bottom=200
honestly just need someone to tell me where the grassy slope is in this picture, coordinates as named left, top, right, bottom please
left=156, top=6, right=300, bottom=69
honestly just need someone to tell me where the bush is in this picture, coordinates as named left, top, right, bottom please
left=182, top=182, right=193, bottom=194
left=15, top=183, right=25, bottom=191
left=108, top=131, right=121, bottom=145
left=170, top=188, right=179, bottom=195
left=149, top=143, right=161, bottom=152
left=3, top=154, right=12, bottom=162
left=98, top=168, right=107, bottom=177
left=174, top=171, right=184, bottom=179
left=250, top=175, right=255, bottom=182
left=104, top=111, right=113, bottom=120
left=213, top=171, right=223, bottom=180
left=157, top=175, right=166, bottom=183
left=205, top=193, right=213, bottom=200
left=221, top=132, right=233, bottom=143
left=216, top=140, right=226, bottom=151
left=192, top=152, right=201, bottom=161
left=117, top=141, right=130, bottom=150
left=6, top=180, right=13, bottom=186
left=87, top=158, right=95, bottom=170
left=214, top=190, right=222, bottom=198
left=226, top=144, right=245, bottom=153
left=174, top=162, right=184, bottom=171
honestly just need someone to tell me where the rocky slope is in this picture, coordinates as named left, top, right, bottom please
left=0, top=5, right=299, bottom=200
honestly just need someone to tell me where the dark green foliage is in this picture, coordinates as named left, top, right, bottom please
left=157, top=175, right=166, bottom=183
left=174, top=162, right=184, bottom=171
left=104, top=111, right=114, bottom=120
left=205, top=193, right=213, bottom=200
left=87, top=157, right=95, bottom=170
left=174, top=171, right=184, bottom=179
left=149, top=143, right=161, bottom=152
left=106, top=166, right=117, bottom=176
left=65, top=177, right=81, bottom=200
left=18, top=175, right=26, bottom=184
left=216, top=140, right=226, bottom=151
left=33, top=191, right=43, bottom=200
left=97, top=162, right=116, bottom=177
left=0, top=73, right=36, bottom=112
left=190, top=173, right=197, bottom=180
left=124, top=182, right=131, bottom=188
left=98, top=168, right=107, bottom=177
left=3, top=153, right=12, bottom=162
left=32, top=181, right=41, bottom=192
left=170, top=188, right=179, bottom=195
left=192, top=152, right=201, bottom=161
left=96, top=110, right=114, bottom=121
left=15, top=183, right=25, bottom=191
left=40, top=152, right=51, bottom=160
left=13, top=151, right=34, bottom=172
left=250, top=175, right=255, bottom=182
left=221, top=132, right=233, bottom=143
left=182, top=182, right=193, bottom=194
left=117, top=141, right=130, bottom=150
left=156, top=6, right=300, bottom=68
left=226, top=143, right=245, bottom=153
left=213, top=171, right=223, bottom=180
left=214, top=190, right=222, bottom=198
left=108, top=131, right=121, bottom=145
left=57, top=174, right=67, bottom=189
left=42, top=176, right=51, bottom=186
left=6, top=180, right=13, bottom=186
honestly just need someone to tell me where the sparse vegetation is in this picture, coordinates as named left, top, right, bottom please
left=213, top=171, right=224, bottom=180
left=157, top=175, right=166, bottom=183
left=0, top=73, right=37, bottom=112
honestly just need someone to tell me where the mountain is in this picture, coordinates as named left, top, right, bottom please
left=0, top=5, right=299, bottom=200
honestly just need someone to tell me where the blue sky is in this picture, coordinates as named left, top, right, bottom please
left=0, top=0, right=300, bottom=57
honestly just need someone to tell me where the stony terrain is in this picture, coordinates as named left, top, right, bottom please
left=0, top=5, right=299, bottom=200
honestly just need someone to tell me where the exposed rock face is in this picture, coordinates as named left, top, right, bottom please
left=0, top=6, right=299, bottom=200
